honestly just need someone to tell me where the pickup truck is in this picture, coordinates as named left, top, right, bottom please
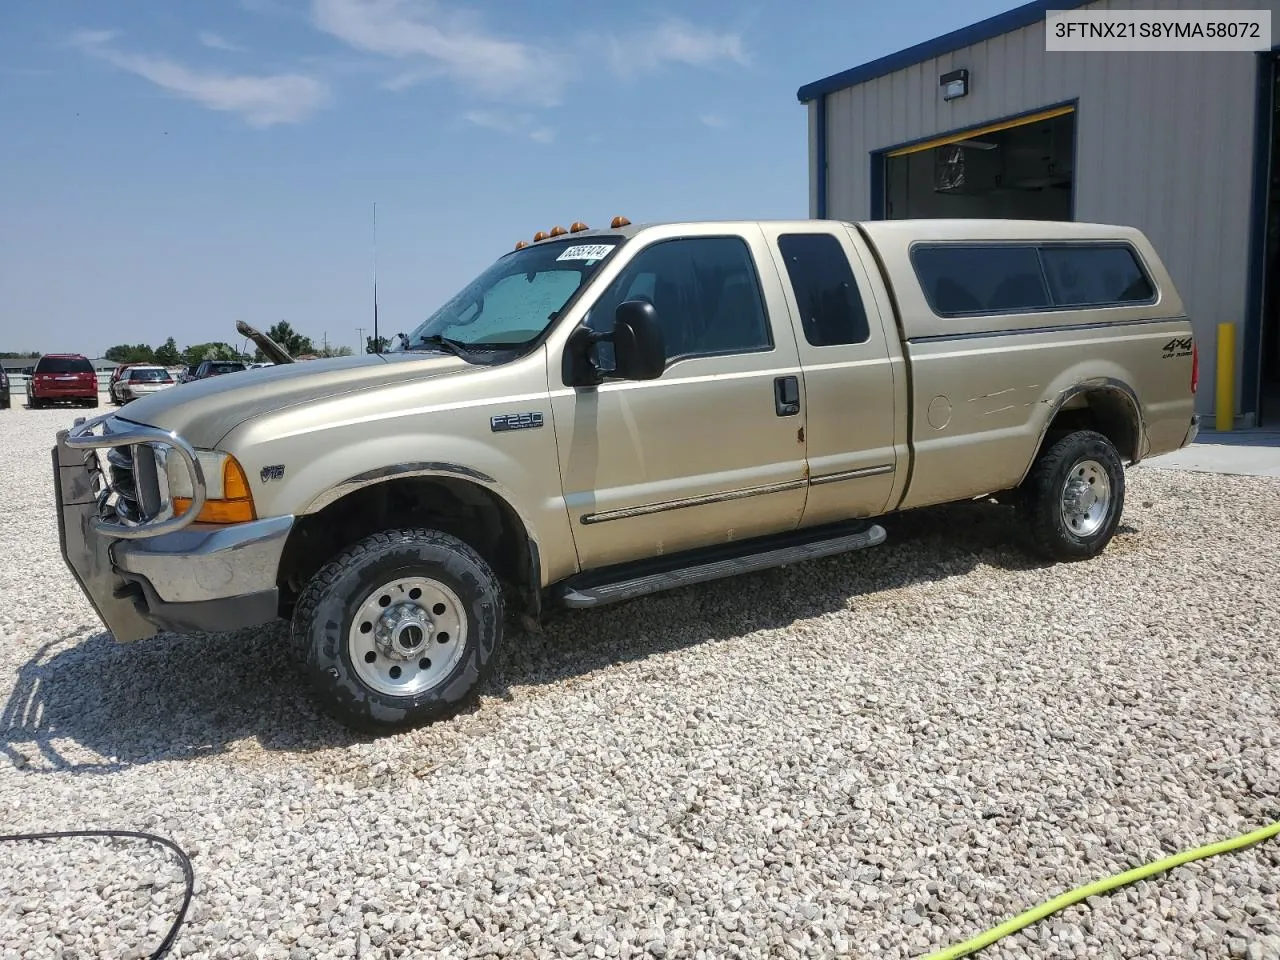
left=53, top=216, right=1199, bottom=732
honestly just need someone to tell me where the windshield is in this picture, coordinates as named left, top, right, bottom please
left=400, top=237, right=623, bottom=355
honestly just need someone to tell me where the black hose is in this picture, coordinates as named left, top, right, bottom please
left=0, top=829, right=194, bottom=960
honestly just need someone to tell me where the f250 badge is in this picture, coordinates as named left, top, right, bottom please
left=490, top=412, right=544, bottom=433
left=1162, top=336, right=1193, bottom=359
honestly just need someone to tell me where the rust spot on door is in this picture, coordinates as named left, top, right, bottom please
left=797, top=426, right=805, bottom=444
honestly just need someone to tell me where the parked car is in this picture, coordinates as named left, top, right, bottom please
left=0, top=368, right=10, bottom=409
left=114, top=365, right=176, bottom=403
left=54, top=216, right=1199, bottom=734
left=108, top=363, right=138, bottom=404
left=192, top=359, right=248, bottom=380
left=28, top=353, right=98, bottom=408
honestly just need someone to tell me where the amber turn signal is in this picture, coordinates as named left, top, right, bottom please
left=174, top=456, right=256, bottom=524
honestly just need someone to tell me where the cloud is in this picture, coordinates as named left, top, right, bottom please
left=311, top=0, right=568, bottom=106
left=68, top=29, right=120, bottom=47
left=70, top=30, right=329, bottom=127
left=699, top=113, right=729, bottom=129
left=462, top=109, right=554, bottom=144
left=199, top=31, right=246, bottom=53
left=597, top=18, right=749, bottom=78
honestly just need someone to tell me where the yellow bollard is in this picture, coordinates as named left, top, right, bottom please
left=1215, top=322, right=1235, bottom=432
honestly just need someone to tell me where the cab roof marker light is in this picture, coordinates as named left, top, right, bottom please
left=570, top=221, right=589, bottom=233
left=514, top=240, right=529, bottom=250
left=610, top=215, right=631, bottom=228
left=532, top=230, right=548, bottom=242
left=549, top=225, right=567, bottom=237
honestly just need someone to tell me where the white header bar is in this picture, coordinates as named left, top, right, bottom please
left=1045, top=9, right=1272, bottom=51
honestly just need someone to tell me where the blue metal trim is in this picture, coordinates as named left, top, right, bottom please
left=815, top=94, right=828, bottom=218
left=1067, top=96, right=1079, bottom=221
left=1242, top=49, right=1276, bottom=421
left=868, top=98, right=1079, bottom=221
left=796, top=0, right=1095, bottom=103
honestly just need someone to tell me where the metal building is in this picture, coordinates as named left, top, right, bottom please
left=798, top=0, right=1280, bottom=426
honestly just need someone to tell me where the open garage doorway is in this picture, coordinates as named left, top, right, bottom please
left=882, top=106, right=1075, bottom=221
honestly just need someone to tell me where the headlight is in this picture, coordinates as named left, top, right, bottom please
left=166, top=449, right=256, bottom=524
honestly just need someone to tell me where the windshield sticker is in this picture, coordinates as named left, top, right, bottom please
left=556, top=244, right=613, bottom=262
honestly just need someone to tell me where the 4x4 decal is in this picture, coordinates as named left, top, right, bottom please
left=1162, top=336, right=1193, bottom=359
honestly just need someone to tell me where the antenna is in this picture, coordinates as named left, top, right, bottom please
left=372, top=201, right=380, bottom=354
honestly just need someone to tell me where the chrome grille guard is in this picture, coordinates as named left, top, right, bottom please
left=64, top=414, right=208, bottom=539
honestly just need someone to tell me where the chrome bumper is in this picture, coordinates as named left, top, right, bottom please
left=1183, top=413, right=1200, bottom=448
left=53, top=424, right=293, bottom=641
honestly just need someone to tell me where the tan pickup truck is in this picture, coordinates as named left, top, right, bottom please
left=53, top=216, right=1199, bottom=732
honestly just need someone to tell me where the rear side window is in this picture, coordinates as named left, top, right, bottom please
left=911, top=241, right=1157, bottom=317
left=913, top=245, right=1050, bottom=316
left=1040, top=245, right=1155, bottom=306
left=37, top=356, right=94, bottom=374
left=776, top=233, right=871, bottom=346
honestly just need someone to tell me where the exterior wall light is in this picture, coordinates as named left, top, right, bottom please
left=940, top=68, right=969, bottom=101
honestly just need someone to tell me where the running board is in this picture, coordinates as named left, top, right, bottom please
left=554, top=522, right=887, bottom=610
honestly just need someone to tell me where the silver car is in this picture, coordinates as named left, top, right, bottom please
left=115, top=365, right=176, bottom=403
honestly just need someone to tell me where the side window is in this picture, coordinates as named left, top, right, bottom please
left=1040, top=245, right=1155, bottom=306
left=912, top=244, right=1051, bottom=316
left=586, top=236, right=772, bottom=365
left=777, top=233, right=871, bottom=346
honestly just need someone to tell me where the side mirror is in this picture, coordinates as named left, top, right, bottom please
left=611, top=300, right=665, bottom=381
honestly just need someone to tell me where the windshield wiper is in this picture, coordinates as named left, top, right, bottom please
left=411, top=334, right=472, bottom=359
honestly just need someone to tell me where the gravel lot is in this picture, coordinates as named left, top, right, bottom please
left=1, top=403, right=1277, bottom=960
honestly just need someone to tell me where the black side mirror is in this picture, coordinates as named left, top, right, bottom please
left=611, top=300, right=665, bottom=381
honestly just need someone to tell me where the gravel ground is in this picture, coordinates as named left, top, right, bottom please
left=0, top=403, right=1277, bottom=960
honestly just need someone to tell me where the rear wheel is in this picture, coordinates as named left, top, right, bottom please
left=1020, top=429, right=1125, bottom=562
left=292, top=528, right=504, bottom=733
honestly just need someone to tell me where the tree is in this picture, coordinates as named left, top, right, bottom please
left=365, top=335, right=393, bottom=354
left=181, top=342, right=243, bottom=365
left=262, top=321, right=314, bottom=360
left=319, top=345, right=354, bottom=358
left=154, top=337, right=181, bottom=366
left=104, top=343, right=156, bottom=363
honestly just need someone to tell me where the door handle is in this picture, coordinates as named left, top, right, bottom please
left=774, top=375, right=800, bottom=417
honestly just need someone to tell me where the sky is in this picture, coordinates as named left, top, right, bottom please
left=0, top=0, right=1016, bottom=357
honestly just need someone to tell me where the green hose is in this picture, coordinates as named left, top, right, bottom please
left=924, top=819, right=1280, bottom=960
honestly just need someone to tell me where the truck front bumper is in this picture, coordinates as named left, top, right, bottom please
left=53, top=426, right=293, bottom=642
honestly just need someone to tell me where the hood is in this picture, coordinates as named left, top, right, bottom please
left=117, top=351, right=468, bottom=448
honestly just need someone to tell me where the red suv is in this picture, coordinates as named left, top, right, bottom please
left=27, top=354, right=99, bottom=409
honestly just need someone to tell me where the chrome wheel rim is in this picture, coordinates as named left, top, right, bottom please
left=348, top=576, right=467, bottom=698
left=1060, top=459, right=1111, bottom=538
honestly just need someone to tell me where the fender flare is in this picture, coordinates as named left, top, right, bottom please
left=1016, top=377, right=1147, bottom=487
left=297, top=460, right=546, bottom=615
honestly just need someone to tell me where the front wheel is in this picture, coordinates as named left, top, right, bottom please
left=292, top=528, right=504, bottom=733
left=1020, top=429, right=1125, bottom=562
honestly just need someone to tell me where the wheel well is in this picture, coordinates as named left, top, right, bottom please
left=276, top=476, right=537, bottom=620
left=1042, top=387, right=1142, bottom=463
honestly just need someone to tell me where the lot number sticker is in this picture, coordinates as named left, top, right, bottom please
left=556, top=244, right=613, bottom=262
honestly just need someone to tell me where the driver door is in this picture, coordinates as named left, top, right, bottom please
left=549, top=226, right=810, bottom=572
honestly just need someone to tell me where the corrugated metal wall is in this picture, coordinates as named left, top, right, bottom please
left=818, top=0, right=1277, bottom=418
